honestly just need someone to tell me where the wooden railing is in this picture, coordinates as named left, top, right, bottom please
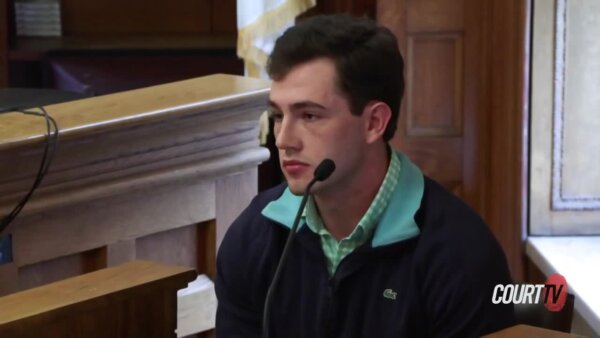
left=0, top=260, right=196, bottom=338
left=0, top=74, right=270, bottom=335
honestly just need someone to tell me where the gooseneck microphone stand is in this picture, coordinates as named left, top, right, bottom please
left=261, top=159, right=335, bottom=338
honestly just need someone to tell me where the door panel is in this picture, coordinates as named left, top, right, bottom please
left=379, top=0, right=483, bottom=208
left=406, top=33, right=463, bottom=138
left=377, top=0, right=528, bottom=281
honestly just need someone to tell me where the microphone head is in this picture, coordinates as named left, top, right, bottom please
left=313, top=159, right=336, bottom=181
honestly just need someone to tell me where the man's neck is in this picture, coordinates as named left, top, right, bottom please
left=314, top=145, right=390, bottom=240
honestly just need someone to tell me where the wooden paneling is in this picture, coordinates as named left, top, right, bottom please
left=61, top=0, right=212, bottom=36
left=321, top=0, right=376, bottom=15
left=460, top=0, right=487, bottom=217
left=380, top=0, right=471, bottom=200
left=0, top=261, right=196, bottom=338
left=379, top=0, right=530, bottom=281
left=197, top=219, right=217, bottom=280
left=215, top=169, right=258, bottom=247
left=406, top=0, right=465, bottom=32
left=10, top=181, right=216, bottom=268
left=0, top=0, right=239, bottom=89
left=400, top=138, right=463, bottom=185
left=0, top=0, right=8, bottom=87
left=482, top=0, right=530, bottom=281
left=212, top=0, right=237, bottom=34
left=18, top=247, right=104, bottom=291
left=300, top=0, right=376, bottom=19
left=0, top=75, right=270, bottom=302
left=0, top=73, right=267, bottom=338
left=105, top=240, right=135, bottom=267
left=0, top=261, right=18, bottom=294
left=136, top=223, right=201, bottom=269
left=406, top=33, right=463, bottom=136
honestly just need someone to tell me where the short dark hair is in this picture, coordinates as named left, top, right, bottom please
left=267, top=14, right=404, bottom=141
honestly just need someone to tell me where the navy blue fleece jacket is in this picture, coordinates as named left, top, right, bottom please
left=215, top=153, right=514, bottom=337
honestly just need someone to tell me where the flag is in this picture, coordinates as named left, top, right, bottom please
left=237, top=0, right=316, bottom=78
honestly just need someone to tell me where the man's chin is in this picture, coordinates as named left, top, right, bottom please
left=287, top=184, right=307, bottom=196
left=286, top=179, right=328, bottom=196
left=285, top=178, right=310, bottom=196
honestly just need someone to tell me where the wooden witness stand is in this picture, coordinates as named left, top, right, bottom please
left=0, top=260, right=196, bottom=337
left=0, top=74, right=270, bottom=336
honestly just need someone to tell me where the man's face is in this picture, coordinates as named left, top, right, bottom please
left=269, top=58, right=369, bottom=196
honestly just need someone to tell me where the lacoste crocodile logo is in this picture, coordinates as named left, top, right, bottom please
left=383, top=288, right=397, bottom=300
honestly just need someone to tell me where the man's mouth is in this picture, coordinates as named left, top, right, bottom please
left=282, top=160, right=310, bottom=176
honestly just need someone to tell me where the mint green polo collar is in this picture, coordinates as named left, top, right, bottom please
left=260, top=151, right=423, bottom=247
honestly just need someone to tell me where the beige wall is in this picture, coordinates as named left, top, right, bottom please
left=530, top=0, right=600, bottom=234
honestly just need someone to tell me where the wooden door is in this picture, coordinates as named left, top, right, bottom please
left=378, top=0, right=486, bottom=211
left=377, top=0, right=529, bottom=280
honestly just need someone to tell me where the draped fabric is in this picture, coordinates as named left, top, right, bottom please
left=237, top=0, right=315, bottom=77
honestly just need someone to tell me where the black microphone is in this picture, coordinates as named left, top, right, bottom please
left=261, top=159, right=336, bottom=338
left=313, top=159, right=335, bottom=182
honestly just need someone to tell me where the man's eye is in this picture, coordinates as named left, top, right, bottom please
left=303, top=113, right=318, bottom=121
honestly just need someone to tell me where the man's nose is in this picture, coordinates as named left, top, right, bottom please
left=275, top=118, right=301, bottom=151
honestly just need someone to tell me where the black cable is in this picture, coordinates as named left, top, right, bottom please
left=0, top=106, right=59, bottom=234
left=261, top=179, right=316, bottom=338
left=261, top=159, right=335, bottom=338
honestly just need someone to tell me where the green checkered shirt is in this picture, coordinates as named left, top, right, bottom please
left=304, top=151, right=402, bottom=276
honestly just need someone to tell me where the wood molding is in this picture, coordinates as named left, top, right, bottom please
left=406, top=32, right=464, bottom=137
left=481, top=0, right=530, bottom=281
left=0, top=74, right=270, bottom=218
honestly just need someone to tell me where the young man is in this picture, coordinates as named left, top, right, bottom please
left=215, top=15, right=515, bottom=337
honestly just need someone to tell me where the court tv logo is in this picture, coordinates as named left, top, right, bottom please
left=492, top=274, right=568, bottom=312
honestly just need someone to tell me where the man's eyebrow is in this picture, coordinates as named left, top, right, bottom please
left=267, top=100, right=327, bottom=111
left=291, top=101, right=327, bottom=110
left=267, top=100, right=281, bottom=111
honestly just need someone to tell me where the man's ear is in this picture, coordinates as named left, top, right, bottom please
left=363, top=101, right=392, bottom=144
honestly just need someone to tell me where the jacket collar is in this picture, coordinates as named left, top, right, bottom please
left=261, top=151, right=423, bottom=247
